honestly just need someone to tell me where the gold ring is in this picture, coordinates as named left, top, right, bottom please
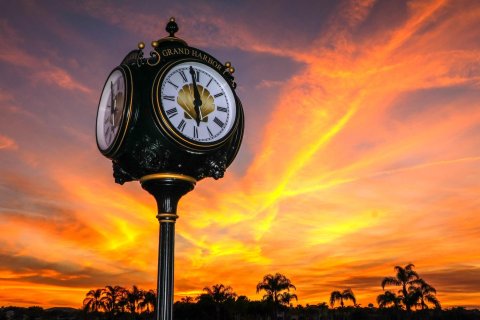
left=156, top=213, right=179, bottom=220
left=140, top=173, right=196, bottom=185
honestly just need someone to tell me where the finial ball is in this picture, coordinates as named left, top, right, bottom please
left=138, top=42, right=145, bottom=49
left=229, top=67, right=235, bottom=74
left=166, top=17, right=179, bottom=37
left=152, top=41, right=159, bottom=48
left=225, top=61, right=231, bottom=68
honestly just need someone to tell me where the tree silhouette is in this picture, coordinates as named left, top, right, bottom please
left=377, top=290, right=401, bottom=308
left=83, top=288, right=105, bottom=314
left=101, top=285, right=125, bottom=318
left=256, top=273, right=296, bottom=320
left=329, top=288, right=356, bottom=308
left=140, top=289, right=156, bottom=314
left=122, top=285, right=144, bottom=319
left=180, top=296, right=194, bottom=303
left=278, top=291, right=298, bottom=307
left=76, top=268, right=448, bottom=320
left=203, top=284, right=237, bottom=304
left=381, top=263, right=419, bottom=311
left=202, top=284, right=236, bottom=320
left=410, top=278, right=441, bottom=310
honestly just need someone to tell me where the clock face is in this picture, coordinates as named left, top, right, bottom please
left=96, top=67, right=132, bottom=155
left=154, top=61, right=237, bottom=149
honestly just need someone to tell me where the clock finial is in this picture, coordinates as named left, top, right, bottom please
left=154, top=17, right=187, bottom=46
left=166, top=17, right=179, bottom=37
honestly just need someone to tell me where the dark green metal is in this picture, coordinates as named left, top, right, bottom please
left=141, top=177, right=194, bottom=320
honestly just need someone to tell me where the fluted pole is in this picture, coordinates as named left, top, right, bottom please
left=140, top=174, right=195, bottom=320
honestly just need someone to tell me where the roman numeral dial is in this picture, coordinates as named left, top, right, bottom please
left=96, top=66, right=131, bottom=156
left=156, top=61, right=237, bottom=148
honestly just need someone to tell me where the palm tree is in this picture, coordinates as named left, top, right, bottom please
left=203, top=284, right=237, bottom=304
left=381, top=263, right=419, bottom=311
left=256, top=273, right=296, bottom=320
left=278, top=291, right=298, bottom=307
left=279, top=292, right=298, bottom=320
left=377, top=290, right=401, bottom=308
left=203, top=284, right=237, bottom=320
left=140, top=289, right=156, bottom=314
left=83, top=288, right=105, bottom=314
left=329, top=289, right=356, bottom=308
left=410, top=279, right=441, bottom=310
left=101, top=285, right=125, bottom=317
left=123, top=285, right=145, bottom=319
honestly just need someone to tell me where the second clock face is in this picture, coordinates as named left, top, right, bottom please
left=155, top=61, right=237, bottom=148
left=96, top=67, right=131, bottom=156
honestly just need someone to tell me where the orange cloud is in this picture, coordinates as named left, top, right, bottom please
left=170, top=0, right=480, bottom=307
left=1, top=0, right=480, bottom=309
left=0, top=134, right=17, bottom=150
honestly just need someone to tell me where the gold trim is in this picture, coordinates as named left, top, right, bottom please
left=147, top=51, right=161, bottom=66
left=157, top=36, right=188, bottom=46
left=110, top=66, right=134, bottom=156
left=157, top=212, right=179, bottom=223
left=156, top=213, right=179, bottom=219
left=140, top=173, right=197, bottom=184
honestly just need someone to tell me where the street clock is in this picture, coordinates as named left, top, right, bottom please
left=95, top=18, right=244, bottom=320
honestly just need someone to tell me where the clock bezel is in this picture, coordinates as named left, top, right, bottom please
left=151, top=59, right=240, bottom=151
left=95, top=65, right=134, bottom=158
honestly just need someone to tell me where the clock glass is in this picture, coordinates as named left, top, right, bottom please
left=96, top=67, right=131, bottom=155
left=155, top=61, right=237, bottom=148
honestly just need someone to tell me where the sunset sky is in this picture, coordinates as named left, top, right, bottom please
left=1, top=0, right=480, bottom=309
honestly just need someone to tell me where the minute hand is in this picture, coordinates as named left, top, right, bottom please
left=110, top=81, right=116, bottom=126
left=189, top=66, right=202, bottom=126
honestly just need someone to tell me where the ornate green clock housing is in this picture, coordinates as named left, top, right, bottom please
left=95, top=18, right=244, bottom=184
left=95, top=18, right=244, bottom=320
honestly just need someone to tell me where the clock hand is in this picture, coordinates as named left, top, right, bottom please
left=110, top=82, right=116, bottom=126
left=189, top=66, right=202, bottom=126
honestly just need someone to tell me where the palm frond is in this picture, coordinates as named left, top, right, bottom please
left=329, top=291, right=341, bottom=307
left=377, top=291, right=398, bottom=308
left=405, top=263, right=415, bottom=270
left=425, top=294, right=441, bottom=309
left=393, top=265, right=403, bottom=273
left=343, top=289, right=356, bottom=305
left=381, top=277, right=401, bottom=289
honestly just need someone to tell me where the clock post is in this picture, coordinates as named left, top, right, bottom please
left=95, top=18, right=244, bottom=320
left=141, top=174, right=195, bottom=320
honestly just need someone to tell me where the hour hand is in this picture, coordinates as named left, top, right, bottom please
left=189, top=66, right=202, bottom=126
left=110, top=82, right=116, bottom=114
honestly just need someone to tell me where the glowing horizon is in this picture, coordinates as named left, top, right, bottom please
left=1, top=0, right=479, bottom=309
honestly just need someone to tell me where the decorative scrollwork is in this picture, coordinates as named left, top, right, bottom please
left=147, top=50, right=161, bottom=66
left=132, top=135, right=171, bottom=172
left=223, top=71, right=237, bottom=89
left=121, top=47, right=160, bottom=67
left=121, top=49, right=145, bottom=67
left=195, top=150, right=228, bottom=180
left=136, top=49, right=146, bottom=67
left=113, top=160, right=135, bottom=185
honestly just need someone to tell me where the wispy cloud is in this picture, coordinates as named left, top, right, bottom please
left=0, top=134, right=18, bottom=150
left=0, top=20, right=92, bottom=94
left=0, top=0, right=479, bottom=309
